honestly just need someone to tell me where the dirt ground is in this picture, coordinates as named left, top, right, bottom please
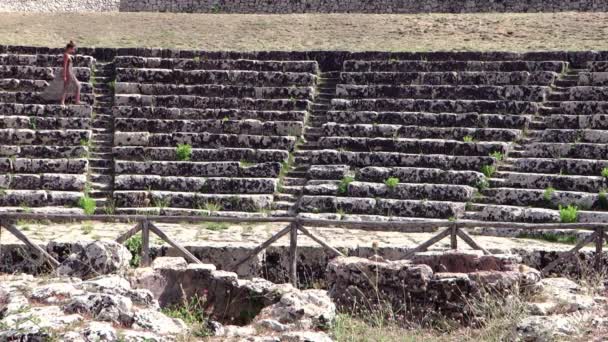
left=0, top=12, right=607, bottom=51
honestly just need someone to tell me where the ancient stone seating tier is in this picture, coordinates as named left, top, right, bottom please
left=297, top=58, right=584, bottom=222
left=0, top=53, right=96, bottom=214
left=0, top=54, right=95, bottom=105
left=466, top=59, right=608, bottom=224
left=112, top=56, right=320, bottom=216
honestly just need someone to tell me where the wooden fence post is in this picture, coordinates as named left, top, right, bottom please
left=450, top=224, right=458, bottom=250
left=289, top=222, right=298, bottom=287
left=141, top=220, right=150, bottom=267
left=596, top=227, right=604, bottom=271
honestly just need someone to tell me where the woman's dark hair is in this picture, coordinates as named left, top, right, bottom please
left=65, top=40, right=76, bottom=51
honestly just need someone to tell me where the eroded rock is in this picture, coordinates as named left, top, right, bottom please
left=55, top=240, right=132, bottom=279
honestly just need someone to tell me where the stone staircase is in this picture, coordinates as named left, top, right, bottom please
left=463, top=66, right=586, bottom=220
left=272, top=71, right=340, bottom=216
left=88, top=61, right=116, bottom=214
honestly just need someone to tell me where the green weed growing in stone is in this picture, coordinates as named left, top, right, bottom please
left=176, top=143, right=192, bottom=161
left=480, top=165, right=496, bottom=178
left=559, top=205, right=579, bottom=223
left=81, top=222, right=94, bottom=235
left=78, top=195, right=96, bottom=215
left=543, top=186, right=555, bottom=203
left=202, top=202, right=222, bottom=213
left=153, top=196, right=170, bottom=209
left=602, top=167, right=608, bottom=178
left=161, top=295, right=211, bottom=337
left=599, top=190, right=608, bottom=209
left=463, top=135, right=475, bottom=143
left=125, top=235, right=142, bottom=267
left=490, top=151, right=504, bottom=161
left=28, top=117, right=37, bottom=130
left=338, top=176, right=355, bottom=195
left=517, top=231, right=578, bottom=244
left=204, top=222, right=229, bottom=231
left=384, top=177, right=399, bottom=189
left=476, top=178, right=489, bottom=191
left=240, top=160, right=254, bottom=167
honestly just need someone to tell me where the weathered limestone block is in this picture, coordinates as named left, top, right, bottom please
left=541, top=129, right=608, bottom=144
left=327, top=252, right=540, bottom=322
left=0, top=54, right=92, bottom=68
left=336, top=84, right=549, bottom=102
left=115, top=94, right=309, bottom=111
left=115, top=175, right=277, bottom=194
left=55, top=241, right=132, bottom=279
left=146, top=132, right=296, bottom=150
left=0, top=157, right=88, bottom=174
left=332, top=98, right=539, bottom=115
left=347, top=181, right=476, bottom=201
left=339, top=71, right=557, bottom=86
left=525, top=142, right=608, bottom=159
left=325, top=110, right=530, bottom=129
left=560, top=101, right=608, bottom=115
left=501, top=171, right=605, bottom=193
left=115, top=117, right=303, bottom=136
left=299, top=195, right=464, bottom=218
left=303, top=181, right=340, bottom=196
left=116, top=82, right=315, bottom=100
left=0, top=129, right=91, bottom=146
left=115, top=160, right=240, bottom=177
left=514, top=157, right=608, bottom=176
left=323, top=123, right=521, bottom=141
left=0, top=78, right=48, bottom=91
left=117, top=68, right=316, bottom=86
left=357, top=166, right=484, bottom=186
left=578, top=72, right=608, bottom=86
left=0, top=103, right=91, bottom=117
left=484, top=187, right=598, bottom=209
left=307, top=164, right=350, bottom=180
left=239, top=162, right=282, bottom=178
left=301, top=150, right=495, bottom=170
left=11, top=145, right=87, bottom=158
left=319, top=136, right=507, bottom=156
left=115, top=56, right=319, bottom=73
left=113, top=146, right=288, bottom=163
left=342, top=60, right=566, bottom=73
left=64, top=292, right=133, bottom=324
left=254, top=289, right=335, bottom=331
left=0, top=115, right=90, bottom=130
left=114, top=105, right=307, bottom=122
left=114, top=190, right=274, bottom=211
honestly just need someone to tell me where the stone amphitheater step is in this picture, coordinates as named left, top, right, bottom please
left=282, top=177, right=307, bottom=186
left=529, top=120, right=547, bottom=130
left=274, top=193, right=298, bottom=202
left=271, top=201, right=293, bottom=211
left=89, top=158, right=112, bottom=168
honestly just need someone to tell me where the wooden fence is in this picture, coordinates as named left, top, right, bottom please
left=0, top=213, right=606, bottom=286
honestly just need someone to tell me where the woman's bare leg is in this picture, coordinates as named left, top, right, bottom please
left=60, top=91, right=66, bottom=106
left=75, top=88, right=81, bottom=105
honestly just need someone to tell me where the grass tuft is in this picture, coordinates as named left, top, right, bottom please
left=559, top=204, right=579, bottom=223
left=176, top=143, right=193, bottom=161
left=162, top=295, right=211, bottom=337
left=480, top=165, right=496, bottom=178
left=125, top=235, right=142, bottom=267
left=338, top=176, right=355, bottom=195
left=78, top=195, right=96, bottom=215
left=384, top=177, right=399, bottom=189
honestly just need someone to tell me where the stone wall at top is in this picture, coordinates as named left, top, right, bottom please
left=119, top=0, right=608, bottom=13
left=0, top=0, right=119, bottom=12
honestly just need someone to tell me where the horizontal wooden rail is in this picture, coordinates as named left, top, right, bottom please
left=1, top=212, right=607, bottom=286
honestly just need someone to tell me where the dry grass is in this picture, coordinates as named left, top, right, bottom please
left=331, top=289, right=529, bottom=342
left=0, top=12, right=608, bottom=51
